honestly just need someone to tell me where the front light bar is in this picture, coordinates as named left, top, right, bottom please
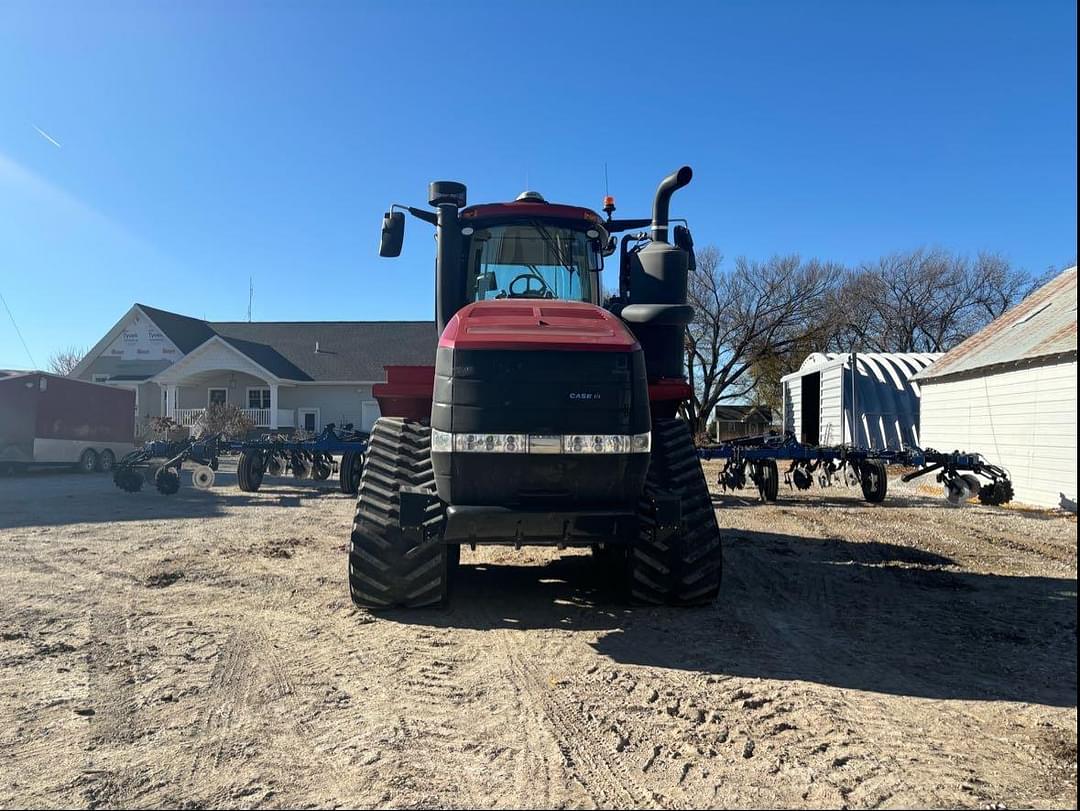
left=431, top=430, right=650, bottom=454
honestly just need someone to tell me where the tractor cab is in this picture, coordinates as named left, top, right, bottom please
left=457, top=193, right=610, bottom=306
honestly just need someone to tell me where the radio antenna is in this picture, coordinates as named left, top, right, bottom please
left=247, top=277, right=253, bottom=322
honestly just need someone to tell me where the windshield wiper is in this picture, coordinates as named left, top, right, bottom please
left=529, top=220, right=577, bottom=279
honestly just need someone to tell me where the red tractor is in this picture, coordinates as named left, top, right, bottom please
left=351, top=166, right=721, bottom=607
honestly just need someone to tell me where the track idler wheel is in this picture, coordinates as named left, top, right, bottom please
left=237, top=449, right=265, bottom=492
left=859, top=460, right=888, bottom=503
left=155, top=467, right=181, bottom=495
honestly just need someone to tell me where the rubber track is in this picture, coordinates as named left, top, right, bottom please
left=629, top=418, right=722, bottom=605
left=349, top=418, right=448, bottom=608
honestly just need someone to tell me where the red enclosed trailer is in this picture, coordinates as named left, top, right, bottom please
left=0, top=371, right=135, bottom=475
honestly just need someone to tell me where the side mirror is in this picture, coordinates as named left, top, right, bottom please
left=379, top=210, right=405, bottom=257
left=587, top=239, right=604, bottom=272
left=673, top=224, right=696, bottom=271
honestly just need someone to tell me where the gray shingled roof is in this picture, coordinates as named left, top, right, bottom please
left=136, top=304, right=437, bottom=382
left=913, top=266, right=1077, bottom=381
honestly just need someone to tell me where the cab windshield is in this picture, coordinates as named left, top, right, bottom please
left=466, top=223, right=596, bottom=303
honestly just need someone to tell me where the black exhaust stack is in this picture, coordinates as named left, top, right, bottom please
left=619, top=166, right=696, bottom=392
left=650, top=165, right=693, bottom=244
left=430, top=181, right=468, bottom=333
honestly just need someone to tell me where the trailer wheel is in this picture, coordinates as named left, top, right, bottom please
left=859, top=460, right=888, bottom=503
left=77, top=449, right=98, bottom=474
left=628, top=418, right=722, bottom=606
left=237, top=450, right=264, bottom=492
left=755, top=460, right=779, bottom=502
left=114, top=468, right=144, bottom=492
left=96, top=449, right=116, bottom=473
left=348, top=418, right=449, bottom=608
left=338, top=451, right=363, bottom=495
left=155, top=467, right=181, bottom=495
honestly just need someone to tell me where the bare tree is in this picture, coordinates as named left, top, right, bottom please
left=683, top=248, right=841, bottom=436
left=830, top=249, right=1039, bottom=353
left=47, top=345, right=87, bottom=376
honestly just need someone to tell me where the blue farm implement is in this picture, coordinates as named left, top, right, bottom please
left=112, top=424, right=369, bottom=496
left=698, top=433, right=1013, bottom=507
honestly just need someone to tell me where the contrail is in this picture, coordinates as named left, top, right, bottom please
left=32, top=124, right=62, bottom=149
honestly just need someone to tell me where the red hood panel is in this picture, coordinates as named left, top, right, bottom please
left=439, top=300, right=639, bottom=352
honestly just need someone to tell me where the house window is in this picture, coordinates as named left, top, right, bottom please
left=208, top=388, right=228, bottom=406
left=247, top=387, right=271, bottom=409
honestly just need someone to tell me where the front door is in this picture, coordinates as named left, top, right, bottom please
left=208, top=388, right=228, bottom=407
left=298, top=408, right=319, bottom=432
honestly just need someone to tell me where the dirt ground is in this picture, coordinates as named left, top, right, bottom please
left=0, top=461, right=1075, bottom=810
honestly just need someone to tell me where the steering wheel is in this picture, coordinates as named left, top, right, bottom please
left=508, top=272, right=554, bottom=298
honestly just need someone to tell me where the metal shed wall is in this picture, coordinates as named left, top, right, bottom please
left=920, top=359, right=1077, bottom=510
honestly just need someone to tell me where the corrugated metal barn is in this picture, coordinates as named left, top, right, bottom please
left=781, top=352, right=941, bottom=450
left=914, top=266, right=1077, bottom=511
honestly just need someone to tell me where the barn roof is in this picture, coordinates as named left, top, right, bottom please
left=914, top=266, right=1077, bottom=382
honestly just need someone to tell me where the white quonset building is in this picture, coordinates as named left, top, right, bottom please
left=781, top=352, right=941, bottom=450
left=914, top=266, right=1077, bottom=511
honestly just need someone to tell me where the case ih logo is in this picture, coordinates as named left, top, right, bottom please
left=569, top=392, right=600, bottom=401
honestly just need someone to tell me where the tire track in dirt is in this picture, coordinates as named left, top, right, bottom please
left=478, top=589, right=666, bottom=811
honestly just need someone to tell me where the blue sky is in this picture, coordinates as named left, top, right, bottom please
left=0, top=0, right=1076, bottom=368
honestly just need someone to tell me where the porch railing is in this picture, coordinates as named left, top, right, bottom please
left=172, top=408, right=291, bottom=428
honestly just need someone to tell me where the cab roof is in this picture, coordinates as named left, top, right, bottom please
left=460, top=200, right=604, bottom=226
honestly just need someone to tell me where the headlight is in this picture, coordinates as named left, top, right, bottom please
left=430, top=428, right=453, bottom=453
left=452, top=433, right=529, bottom=453
left=429, top=430, right=651, bottom=454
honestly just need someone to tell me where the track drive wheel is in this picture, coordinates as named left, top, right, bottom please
left=237, top=449, right=264, bottom=492
left=349, top=418, right=449, bottom=608
left=628, top=418, right=722, bottom=605
left=859, top=460, right=888, bottom=503
left=338, top=451, right=364, bottom=495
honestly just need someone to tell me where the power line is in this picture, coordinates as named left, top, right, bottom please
left=0, top=289, right=38, bottom=369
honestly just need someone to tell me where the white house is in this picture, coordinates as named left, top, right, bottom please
left=914, top=266, right=1077, bottom=511
left=70, top=304, right=436, bottom=434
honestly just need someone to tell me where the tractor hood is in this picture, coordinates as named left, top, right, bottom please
left=438, top=300, right=639, bottom=353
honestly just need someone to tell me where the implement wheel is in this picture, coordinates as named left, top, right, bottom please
left=338, top=451, right=363, bottom=495
left=348, top=418, right=449, bottom=608
left=755, top=459, right=779, bottom=502
left=627, top=418, right=722, bottom=605
left=859, top=460, right=888, bottom=503
left=237, top=449, right=265, bottom=492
